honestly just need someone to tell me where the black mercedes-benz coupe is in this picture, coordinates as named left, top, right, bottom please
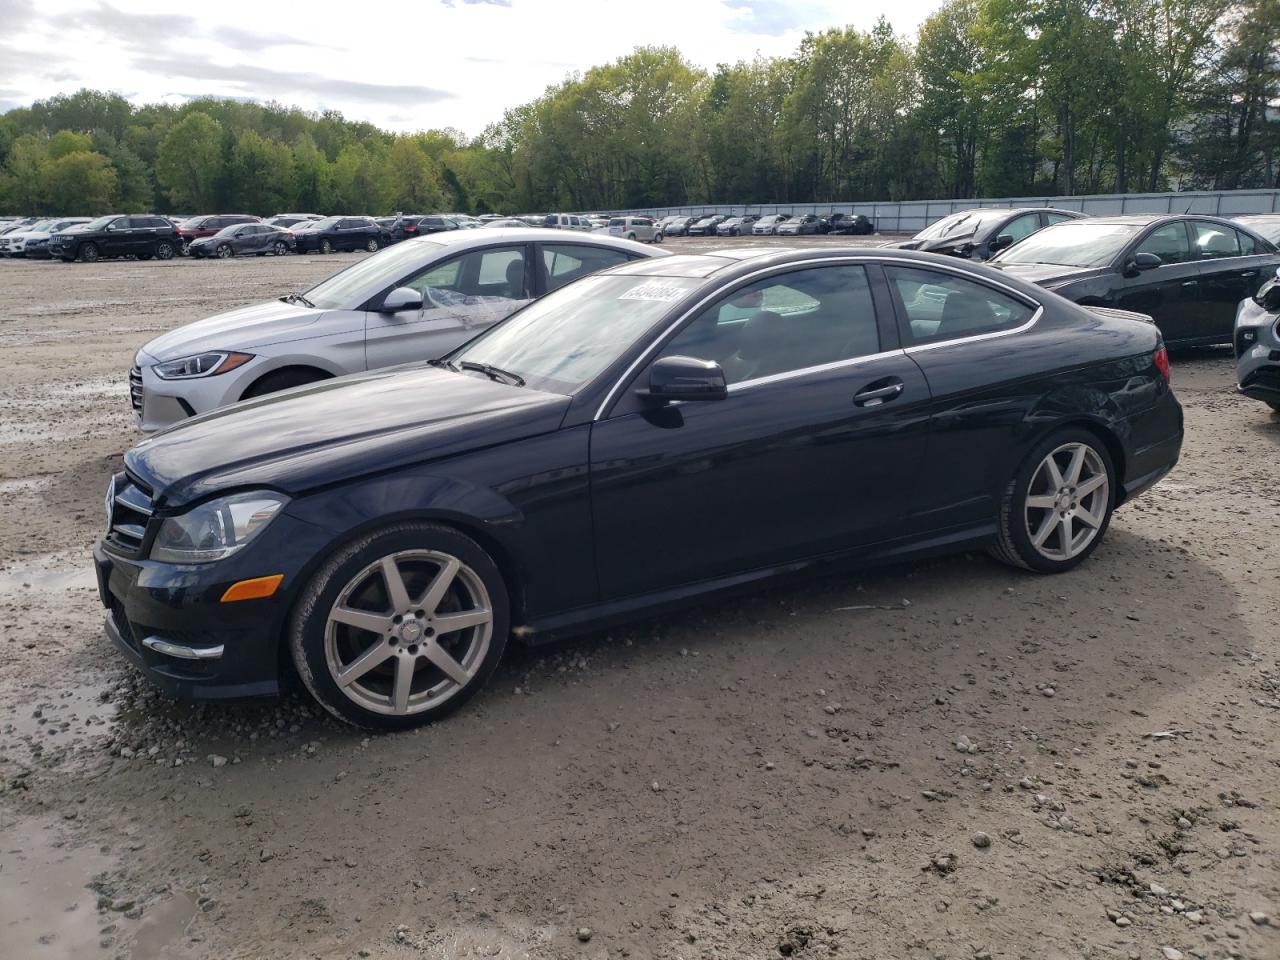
left=95, top=248, right=1183, bottom=729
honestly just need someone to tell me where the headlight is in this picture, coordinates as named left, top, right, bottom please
left=152, top=352, right=254, bottom=380
left=151, top=491, right=288, bottom=563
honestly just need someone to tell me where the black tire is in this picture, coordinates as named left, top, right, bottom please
left=155, top=240, right=175, bottom=260
left=78, top=242, right=99, bottom=263
left=320, top=239, right=333, bottom=254
left=241, top=367, right=329, bottom=400
left=288, top=522, right=510, bottom=730
left=365, top=238, right=379, bottom=252
left=990, top=427, right=1116, bottom=574
left=273, top=241, right=288, bottom=256
left=216, top=244, right=232, bottom=259
left=654, top=232, right=663, bottom=244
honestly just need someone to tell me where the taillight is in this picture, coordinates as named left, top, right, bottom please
left=1154, top=346, right=1170, bottom=382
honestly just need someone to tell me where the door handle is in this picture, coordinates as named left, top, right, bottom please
left=1181, top=280, right=1199, bottom=287
left=853, top=381, right=904, bottom=407
left=1239, top=270, right=1258, bottom=278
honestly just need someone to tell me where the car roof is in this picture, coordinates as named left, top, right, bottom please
left=419, top=227, right=671, bottom=256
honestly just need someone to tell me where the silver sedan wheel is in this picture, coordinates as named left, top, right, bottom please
left=1024, top=442, right=1109, bottom=562
left=323, top=550, right=493, bottom=716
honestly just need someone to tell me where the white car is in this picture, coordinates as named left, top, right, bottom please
left=130, top=228, right=668, bottom=431
left=607, top=216, right=664, bottom=243
left=0, top=217, right=90, bottom=257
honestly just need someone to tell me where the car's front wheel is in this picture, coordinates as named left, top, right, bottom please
left=273, top=240, right=288, bottom=256
left=320, top=239, right=333, bottom=254
left=78, top=242, right=99, bottom=263
left=653, top=232, right=663, bottom=243
left=991, top=429, right=1115, bottom=573
left=216, top=244, right=232, bottom=259
left=365, top=238, right=379, bottom=252
left=289, top=523, right=509, bottom=730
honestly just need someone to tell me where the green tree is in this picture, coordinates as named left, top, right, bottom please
left=41, top=150, right=118, bottom=213
left=384, top=138, right=444, bottom=211
left=1, top=134, right=48, bottom=212
left=229, top=129, right=293, bottom=213
left=156, top=112, right=224, bottom=210
left=290, top=133, right=332, bottom=212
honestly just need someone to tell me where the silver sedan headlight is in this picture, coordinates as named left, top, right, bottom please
left=151, top=491, right=288, bottom=563
left=153, top=352, right=254, bottom=380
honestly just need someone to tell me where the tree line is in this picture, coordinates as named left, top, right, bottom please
left=0, top=0, right=1274, bottom=217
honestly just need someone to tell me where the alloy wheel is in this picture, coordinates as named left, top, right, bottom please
left=1023, top=442, right=1109, bottom=562
left=274, top=241, right=287, bottom=255
left=156, top=242, right=174, bottom=260
left=323, top=550, right=493, bottom=716
left=365, top=238, right=379, bottom=252
left=321, top=239, right=332, bottom=254
left=217, top=244, right=231, bottom=258
left=80, top=242, right=98, bottom=262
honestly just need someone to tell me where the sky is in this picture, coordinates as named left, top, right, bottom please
left=0, top=0, right=944, bottom=136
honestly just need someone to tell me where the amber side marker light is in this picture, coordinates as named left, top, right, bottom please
left=220, top=574, right=284, bottom=603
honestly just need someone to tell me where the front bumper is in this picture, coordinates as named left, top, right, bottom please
left=94, top=541, right=284, bottom=700
left=93, top=506, right=333, bottom=700
left=131, top=350, right=263, bottom=432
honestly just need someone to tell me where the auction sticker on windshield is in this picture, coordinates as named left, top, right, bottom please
left=619, top=282, right=687, bottom=302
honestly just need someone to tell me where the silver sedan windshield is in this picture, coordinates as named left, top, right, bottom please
left=303, top=239, right=446, bottom=309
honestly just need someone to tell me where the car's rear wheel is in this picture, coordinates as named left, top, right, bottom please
left=216, top=244, right=232, bottom=259
left=273, top=240, right=288, bottom=256
left=320, top=239, right=333, bottom=254
left=78, top=242, right=99, bottom=263
left=365, top=238, right=379, bottom=252
left=653, top=232, right=663, bottom=243
left=289, top=523, right=509, bottom=730
left=155, top=241, right=175, bottom=260
left=991, top=429, right=1115, bottom=573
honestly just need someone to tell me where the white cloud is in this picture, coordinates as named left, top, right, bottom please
left=2, top=0, right=944, bottom=135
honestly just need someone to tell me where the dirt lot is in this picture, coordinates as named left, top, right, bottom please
left=0, top=239, right=1277, bottom=960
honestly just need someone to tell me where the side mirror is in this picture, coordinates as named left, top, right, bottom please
left=989, top=233, right=1014, bottom=253
left=640, top=356, right=727, bottom=404
left=379, top=286, right=424, bottom=313
left=1130, top=252, right=1163, bottom=272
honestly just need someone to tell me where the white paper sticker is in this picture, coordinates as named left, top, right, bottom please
left=618, top=282, right=685, bottom=302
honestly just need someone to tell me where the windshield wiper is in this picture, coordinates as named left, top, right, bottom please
left=280, top=292, right=315, bottom=308
left=460, top=360, right=525, bottom=387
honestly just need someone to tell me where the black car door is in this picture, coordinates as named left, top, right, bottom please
left=588, top=261, right=933, bottom=599
left=104, top=217, right=134, bottom=256
left=881, top=264, right=1042, bottom=530
left=1112, top=221, right=1202, bottom=343
left=1192, top=222, right=1272, bottom=341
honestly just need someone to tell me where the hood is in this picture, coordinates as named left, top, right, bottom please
left=126, top=365, right=572, bottom=507
left=989, top=261, right=1103, bottom=288
left=140, top=300, right=343, bottom=360
left=884, top=234, right=979, bottom=254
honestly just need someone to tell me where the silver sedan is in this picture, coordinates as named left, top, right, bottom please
left=130, top=229, right=667, bottom=431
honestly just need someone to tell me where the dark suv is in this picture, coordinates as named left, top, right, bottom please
left=177, top=214, right=260, bottom=255
left=49, top=214, right=181, bottom=263
left=292, top=216, right=382, bottom=254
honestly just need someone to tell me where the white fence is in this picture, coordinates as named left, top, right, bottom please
left=605, top=189, right=1280, bottom=234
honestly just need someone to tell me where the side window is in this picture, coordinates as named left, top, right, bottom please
left=1045, top=212, right=1076, bottom=225
left=1237, top=229, right=1258, bottom=256
left=543, top=243, right=632, bottom=292
left=1001, top=213, right=1041, bottom=243
left=402, top=245, right=527, bottom=304
left=887, top=267, right=1034, bottom=346
left=658, top=264, right=879, bottom=385
left=112, top=217, right=132, bottom=230
left=1190, top=222, right=1240, bottom=260
left=1136, top=224, right=1192, bottom=265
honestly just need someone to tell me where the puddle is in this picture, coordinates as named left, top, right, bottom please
left=0, top=556, right=96, bottom=600
left=0, top=817, right=112, bottom=959
left=0, top=815, right=198, bottom=959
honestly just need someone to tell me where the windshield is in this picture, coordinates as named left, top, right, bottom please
left=995, top=221, right=1141, bottom=268
left=303, top=238, right=445, bottom=308
left=452, top=274, right=701, bottom=394
left=915, top=211, right=1008, bottom=241
left=310, top=217, right=340, bottom=230
left=80, top=215, right=115, bottom=231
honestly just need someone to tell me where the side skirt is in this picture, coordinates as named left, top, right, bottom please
left=517, top=521, right=997, bottom=645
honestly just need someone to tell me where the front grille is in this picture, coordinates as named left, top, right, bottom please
left=128, top=366, right=143, bottom=413
left=106, top=473, right=154, bottom=556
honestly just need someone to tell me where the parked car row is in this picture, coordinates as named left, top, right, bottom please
left=97, top=234, right=1190, bottom=729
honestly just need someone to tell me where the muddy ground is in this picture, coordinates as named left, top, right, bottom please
left=0, top=239, right=1277, bottom=960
